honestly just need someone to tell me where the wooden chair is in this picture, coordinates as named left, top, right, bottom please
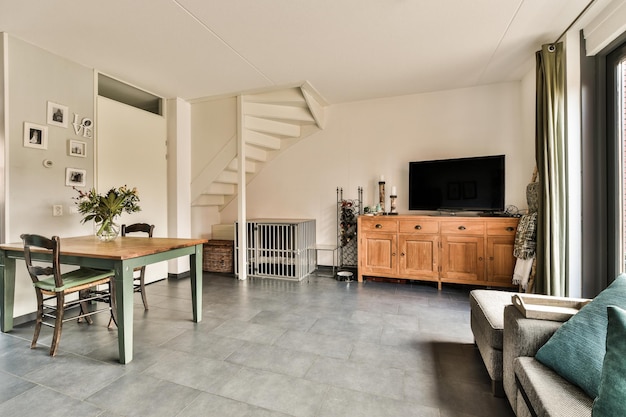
left=121, top=223, right=154, bottom=310
left=21, top=234, right=116, bottom=356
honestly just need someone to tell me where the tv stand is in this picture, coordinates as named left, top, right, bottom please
left=357, top=215, right=519, bottom=289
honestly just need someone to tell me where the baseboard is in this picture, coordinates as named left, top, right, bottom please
left=168, top=271, right=190, bottom=280
left=13, top=311, right=37, bottom=327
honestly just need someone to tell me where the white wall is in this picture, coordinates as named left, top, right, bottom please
left=213, top=82, right=535, bottom=263
left=96, top=96, right=168, bottom=283
left=6, top=36, right=95, bottom=316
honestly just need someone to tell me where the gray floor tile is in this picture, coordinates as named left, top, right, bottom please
left=87, top=373, right=201, bottom=417
left=218, top=367, right=329, bottom=417
left=274, top=329, right=354, bottom=360
left=318, top=386, right=440, bottom=417
left=24, top=353, right=126, bottom=400
left=144, top=351, right=242, bottom=394
left=0, top=385, right=103, bottom=417
left=226, top=341, right=319, bottom=378
left=0, top=370, right=36, bottom=403
left=305, top=356, right=405, bottom=400
left=178, top=391, right=293, bottom=417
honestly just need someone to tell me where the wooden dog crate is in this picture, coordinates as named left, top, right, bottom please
left=203, top=240, right=234, bottom=273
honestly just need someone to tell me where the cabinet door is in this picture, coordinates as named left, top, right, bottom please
left=399, top=234, right=439, bottom=280
left=441, top=235, right=485, bottom=282
left=487, top=236, right=516, bottom=284
left=360, top=233, right=397, bottom=275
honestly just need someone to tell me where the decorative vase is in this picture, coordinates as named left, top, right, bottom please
left=95, top=218, right=120, bottom=241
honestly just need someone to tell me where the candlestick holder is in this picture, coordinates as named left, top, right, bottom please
left=389, top=194, right=398, bottom=215
left=378, top=181, right=386, bottom=213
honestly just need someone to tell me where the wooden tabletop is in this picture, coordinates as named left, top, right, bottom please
left=0, top=235, right=208, bottom=260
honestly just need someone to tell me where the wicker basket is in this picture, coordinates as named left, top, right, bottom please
left=203, top=240, right=234, bottom=273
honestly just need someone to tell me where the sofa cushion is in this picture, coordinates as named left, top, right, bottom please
left=535, top=274, right=626, bottom=398
left=469, top=289, right=514, bottom=349
left=514, top=357, right=592, bottom=417
left=592, top=306, right=626, bottom=416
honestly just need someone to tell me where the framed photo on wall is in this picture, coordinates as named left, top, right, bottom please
left=68, top=139, right=86, bottom=157
left=23, top=122, right=48, bottom=149
left=47, top=101, right=68, bottom=128
left=65, top=168, right=86, bottom=187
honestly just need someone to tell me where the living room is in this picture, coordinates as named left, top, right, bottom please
left=1, top=1, right=626, bottom=416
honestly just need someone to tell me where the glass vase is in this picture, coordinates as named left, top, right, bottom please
left=95, top=218, right=120, bottom=242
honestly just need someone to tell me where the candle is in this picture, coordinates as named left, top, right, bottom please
left=391, top=186, right=397, bottom=195
left=380, top=175, right=385, bottom=182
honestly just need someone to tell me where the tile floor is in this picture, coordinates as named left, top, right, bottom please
left=0, top=271, right=515, bottom=417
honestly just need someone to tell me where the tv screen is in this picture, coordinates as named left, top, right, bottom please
left=408, top=155, right=505, bottom=212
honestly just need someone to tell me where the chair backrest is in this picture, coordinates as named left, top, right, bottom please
left=21, top=234, right=62, bottom=288
left=121, top=223, right=154, bottom=237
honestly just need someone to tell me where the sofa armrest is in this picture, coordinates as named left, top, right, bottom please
left=502, top=304, right=563, bottom=412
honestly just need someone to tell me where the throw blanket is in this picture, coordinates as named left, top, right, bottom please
left=512, top=212, right=538, bottom=289
left=513, top=258, right=534, bottom=290
left=513, top=212, right=537, bottom=259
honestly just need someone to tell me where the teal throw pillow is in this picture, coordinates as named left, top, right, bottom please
left=535, top=274, right=626, bottom=398
left=592, top=306, right=626, bottom=416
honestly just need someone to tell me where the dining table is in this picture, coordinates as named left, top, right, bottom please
left=0, top=235, right=207, bottom=364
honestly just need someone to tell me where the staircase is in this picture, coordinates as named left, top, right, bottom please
left=191, top=82, right=326, bottom=210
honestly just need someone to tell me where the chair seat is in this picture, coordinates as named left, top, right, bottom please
left=34, top=268, right=115, bottom=292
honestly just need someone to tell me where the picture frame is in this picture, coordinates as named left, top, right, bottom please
left=68, top=139, right=86, bottom=157
left=47, top=101, right=68, bottom=128
left=23, top=122, right=48, bottom=149
left=65, top=168, right=86, bottom=187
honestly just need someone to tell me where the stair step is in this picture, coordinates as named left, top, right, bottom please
left=244, top=102, right=315, bottom=123
left=193, top=194, right=225, bottom=206
left=245, top=116, right=301, bottom=138
left=245, top=88, right=305, bottom=104
left=228, top=159, right=257, bottom=173
left=216, top=170, right=238, bottom=184
left=243, top=144, right=269, bottom=162
left=245, top=130, right=281, bottom=150
left=207, top=182, right=236, bottom=195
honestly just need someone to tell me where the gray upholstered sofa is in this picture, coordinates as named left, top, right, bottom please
left=503, top=304, right=592, bottom=417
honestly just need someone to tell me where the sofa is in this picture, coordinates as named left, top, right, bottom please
left=503, top=304, right=592, bottom=416
left=469, top=289, right=515, bottom=396
left=501, top=274, right=626, bottom=417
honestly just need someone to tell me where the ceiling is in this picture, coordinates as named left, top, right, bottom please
left=0, top=0, right=601, bottom=104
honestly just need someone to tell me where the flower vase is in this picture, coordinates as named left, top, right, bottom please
left=95, top=218, right=120, bottom=241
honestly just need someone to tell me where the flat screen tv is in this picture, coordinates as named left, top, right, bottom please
left=408, top=155, right=505, bottom=212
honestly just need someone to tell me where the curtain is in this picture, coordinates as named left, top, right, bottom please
left=535, top=43, right=568, bottom=296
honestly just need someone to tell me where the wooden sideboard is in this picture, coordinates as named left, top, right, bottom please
left=357, top=215, right=519, bottom=289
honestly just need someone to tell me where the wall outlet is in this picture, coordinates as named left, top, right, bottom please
left=69, top=206, right=79, bottom=214
left=52, top=205, right=63, bottom=216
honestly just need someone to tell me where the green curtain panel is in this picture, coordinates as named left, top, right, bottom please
left=535, top=42, right=568, bottom=296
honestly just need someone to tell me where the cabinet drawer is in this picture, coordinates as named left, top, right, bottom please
left=399, top=219, right=439, bottom=234
left=359, top=217, right=398, bottom=233
left=486, top=219, right=519, bottom=236
left=440, top=221, right=485, bottom=235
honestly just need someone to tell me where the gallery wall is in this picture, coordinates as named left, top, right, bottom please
left=6, top=35, right=96, bottom=317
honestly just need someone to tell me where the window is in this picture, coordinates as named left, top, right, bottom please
left=606, top=42, right=626, bottom=273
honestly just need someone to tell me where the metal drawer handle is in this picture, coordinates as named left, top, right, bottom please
left=458, top=226, right=466, bottom=230
left=506, top=227, right=515, bottom=232
left=415, top=225, right=422, bottom=230
left=375, top=224, right=382, bottom=229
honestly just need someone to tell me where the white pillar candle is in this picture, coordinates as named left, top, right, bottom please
left=380, top=175, right=385, bottom=182
left=391, top=186, right=397, bottom=195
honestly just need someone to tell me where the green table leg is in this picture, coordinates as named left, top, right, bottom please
left=115, top=261, right=135, bottom=364
left=0, top=254, right=15, bottom=333
left=190, top=244, right=202, bottom=322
